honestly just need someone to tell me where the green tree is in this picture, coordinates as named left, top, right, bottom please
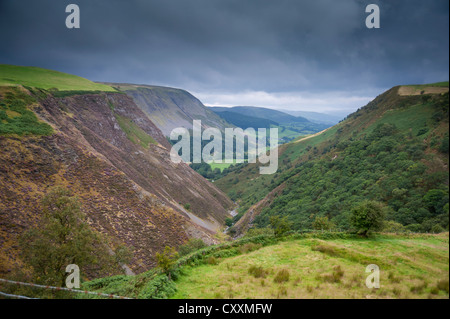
left=350, top=200, right=385, bottom=237
left=155, top=246, right=179, bottom=279
left=423, top=189, right=448, bottom=215
left=19, top=187, right=122, bottom=287
left=269, top=215, right=292, bottom=237
left=312, top=216, right=335, bottom=231
left=225, top=218, right=233, bottom=227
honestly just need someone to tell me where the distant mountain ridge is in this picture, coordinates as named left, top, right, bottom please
left=209, top=105, right=331, bottom=143
left=209, top=106, right=310, bottom=124
left=277, top=109, right=343, bottom=125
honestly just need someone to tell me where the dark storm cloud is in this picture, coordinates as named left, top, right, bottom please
left=0, top=0, right=448, bottom=112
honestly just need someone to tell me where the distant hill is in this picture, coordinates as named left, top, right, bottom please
left=277, top=109, right=343, bottom=125
left=106, top=83, right=231, bottom=136
left=210, top=106, right=309, bottom=124
left=210, top=106, right=331, bottom=143
left=213, top=110, right=279, bottom=129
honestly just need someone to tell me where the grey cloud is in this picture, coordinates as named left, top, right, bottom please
left=0, top=0, right=448, bottom=106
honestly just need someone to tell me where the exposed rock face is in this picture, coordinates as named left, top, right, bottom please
left=0, top=87, right=233, bottom=276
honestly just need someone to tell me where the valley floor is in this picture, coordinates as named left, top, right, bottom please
left=172, top=234, right=449, bottom=299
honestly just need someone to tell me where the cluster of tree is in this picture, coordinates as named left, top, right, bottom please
left=253, top=122, right=449, bottom=233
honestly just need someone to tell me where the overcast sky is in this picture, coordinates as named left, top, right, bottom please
left=0, top=0, right=448, bottom=116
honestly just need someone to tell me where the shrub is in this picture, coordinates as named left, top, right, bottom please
left=436, top=278, right=449, bottom=294
left=155, top=246, right=179, bottom=278
left=206, top=256, right=219, bottom=265
left=248, top=265, right=268, bottom=279
left=244, top=227, right=274, bottom=238
left=410, top=281, right=428, bottom=294
left=138, top=274, right=177, bottom=299
left=388, top=271, right=401, bottom=284
left=321, top=265, right=344, bottom=283
left=382, top=220, right=406, bottom=233
left=431, top=224, right=445, bottom=234
left=273, top=269, right=290, bottom=284
left=239, top=243, right=262, bottom=254
left=311, top=244, right=338, bottom=257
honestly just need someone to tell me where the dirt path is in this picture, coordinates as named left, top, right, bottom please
left=293, top=127, right=332, bottom=144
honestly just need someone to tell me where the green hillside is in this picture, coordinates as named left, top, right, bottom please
left=215, top=85, right=449, bottom=234
left=50, top=232, right=448, bottom=299
left=173, top=234, right=449, bottom=299
left=0, top=64, right=117, bottom=92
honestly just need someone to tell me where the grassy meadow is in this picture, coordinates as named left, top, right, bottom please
left=172, top=234, right=449, bottom=299
left=0, top=64, right=117, bottom=92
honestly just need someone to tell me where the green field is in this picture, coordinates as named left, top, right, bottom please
left=172, top=234, right=449, bottom=299
left=208, top=160, right=244, bottom=172
left=0, top=64, right=117, bottom=92
left=405, top=81, right=449, bottom=88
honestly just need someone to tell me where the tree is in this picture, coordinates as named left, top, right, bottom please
left=423, top=189, right=448, bottom=215
left=19, top=187, right=125, bottom=287
left=155, top=246, right=179, bottom=279
left=269, top=215, right=292, bottom=237
left=225, top=218, right=233, bottom=227
left=312, top=216, right=335, bottom=231
left=350, top=200, right=385, bottom=237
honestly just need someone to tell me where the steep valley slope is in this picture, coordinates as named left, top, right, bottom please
left=215, top=84, right=449, bottom=236
left=104, top=83, right=231, bottom=137
left=0, top=65, right=233, bottom=276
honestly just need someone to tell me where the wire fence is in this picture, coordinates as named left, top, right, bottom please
left=0, top=278, right=133, bottom=299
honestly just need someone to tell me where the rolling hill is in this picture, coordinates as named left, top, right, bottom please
left=0, top=65, right=233, bottom=277
left=211, top=111, right=278, bottom=129
left=210, top=106, right=330, bottom=143
left=277, top=110, right=343, bottom=125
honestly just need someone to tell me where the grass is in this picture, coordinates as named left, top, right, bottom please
left=208, top=159, right=242, bottom=172
left=114, top=113, right=158, bottom=148
left=364, top=102, right=436, bottom=137
left=405, top=81, right=449, bottom=88
left=171, top=234, right=449, bottom=299
left=0, top=64, right=117, bottom=92
left=0, top=87, right=53, bottom=136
